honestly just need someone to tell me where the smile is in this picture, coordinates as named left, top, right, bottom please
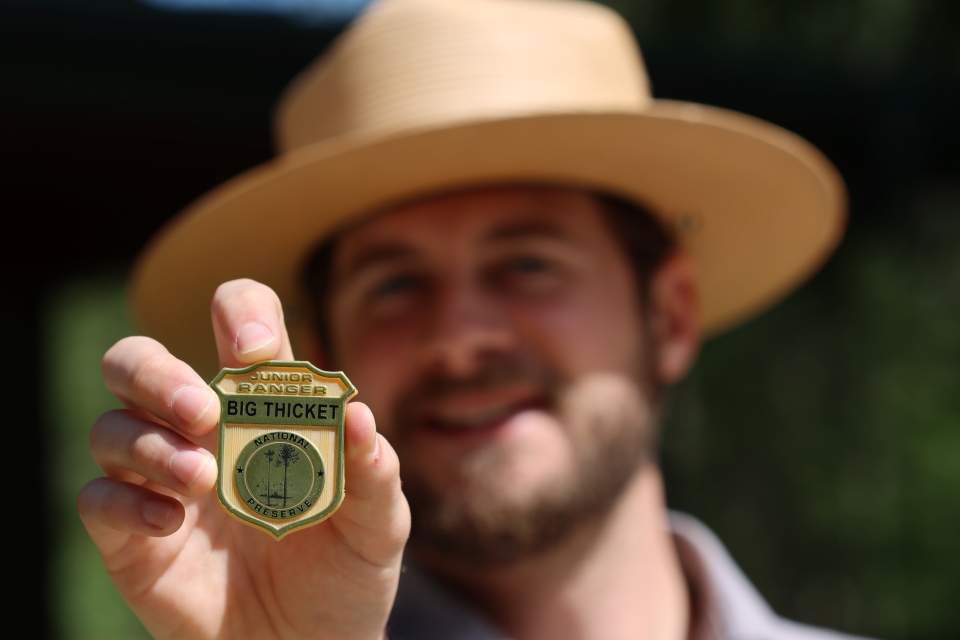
left=417, top=387, right=548, bottom=432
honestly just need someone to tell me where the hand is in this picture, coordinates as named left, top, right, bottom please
left=78, top=279, right=410, bottom=639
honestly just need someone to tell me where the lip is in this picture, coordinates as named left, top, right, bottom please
left=414, top=385, right=549, bottom=438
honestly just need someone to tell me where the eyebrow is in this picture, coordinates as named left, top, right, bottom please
left=337, top=245, right=421, bottom=283
left=485, top=221, right=573, bottom=244
left=337, top=220, right=576, bottom=282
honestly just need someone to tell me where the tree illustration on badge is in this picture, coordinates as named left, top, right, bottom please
left=261, top=448, right=276, bottom=506
left=275, top=443, right=301, bottom=507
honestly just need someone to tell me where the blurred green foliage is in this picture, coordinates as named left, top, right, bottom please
left=43, top=275, right=150, bottom=639
left=663, top=182, right=960, bottom=639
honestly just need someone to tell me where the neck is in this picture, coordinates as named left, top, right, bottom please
left=415, top=466, right=689, bottom=640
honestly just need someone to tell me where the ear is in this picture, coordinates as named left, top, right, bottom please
left=646, top=251, right=701, bottom=385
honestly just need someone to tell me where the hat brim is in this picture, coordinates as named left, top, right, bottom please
left=130, top=100, right=846, bottom=376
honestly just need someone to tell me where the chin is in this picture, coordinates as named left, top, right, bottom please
left=404, top=439, right=641, bottom=567
left=398, top=371, right=656, bottom=564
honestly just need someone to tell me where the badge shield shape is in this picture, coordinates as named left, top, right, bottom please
left=212, top=361, right=357, bottom=539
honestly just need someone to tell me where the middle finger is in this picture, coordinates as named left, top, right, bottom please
left=91, top=409, right=218, bottom=497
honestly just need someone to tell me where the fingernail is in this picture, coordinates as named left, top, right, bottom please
left=236, top=322, right=276, bottom=355
left=143, top=501, right=172, bottom=529
left=172, top=385, right=217, bottom=427
left=170, top=450, right=213, bottom=489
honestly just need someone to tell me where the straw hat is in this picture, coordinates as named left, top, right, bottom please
left=130, top=0, right=846, bottom=376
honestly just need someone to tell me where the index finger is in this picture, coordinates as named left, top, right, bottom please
left=103, top=336, right=220, bottom=439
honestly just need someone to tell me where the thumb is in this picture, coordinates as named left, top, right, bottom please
left=331, top=402, right=410, bottom=567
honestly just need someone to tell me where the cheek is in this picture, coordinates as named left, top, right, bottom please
left=336, top=321, right=420, bottom=439
left=510, top=280, right=644, bottom=376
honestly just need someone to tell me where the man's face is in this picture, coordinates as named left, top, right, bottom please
left=327, top=186, right=660, bottom=563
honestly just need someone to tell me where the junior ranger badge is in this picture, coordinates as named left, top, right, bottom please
left=211, top=360, right=357, bottom=539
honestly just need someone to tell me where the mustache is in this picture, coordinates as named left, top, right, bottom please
left=393, top=355, right=562, bottom=428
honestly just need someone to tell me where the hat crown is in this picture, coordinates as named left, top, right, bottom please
left=274, top=0, right=650, bottom=153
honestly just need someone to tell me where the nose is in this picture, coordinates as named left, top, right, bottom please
left=421, top=279, right=515, bottom=378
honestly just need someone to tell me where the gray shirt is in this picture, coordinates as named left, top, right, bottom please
left=387, top=513, right=873, bottom=640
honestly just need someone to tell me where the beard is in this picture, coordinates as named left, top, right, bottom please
left=394, top=353, right=660, bottom=567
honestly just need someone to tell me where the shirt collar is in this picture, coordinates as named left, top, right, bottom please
left=670, top=512, right=780, bottom=640
left=389, top=512, right=799, bottom=640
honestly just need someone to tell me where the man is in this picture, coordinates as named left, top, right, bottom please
left=78, top=0, right=861, bottom=638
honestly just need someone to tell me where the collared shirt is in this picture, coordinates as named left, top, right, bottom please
left=387, top=513, right=874, bottom=640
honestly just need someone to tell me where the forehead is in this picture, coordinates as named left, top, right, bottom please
left=332, top=186, right=608, bottom=264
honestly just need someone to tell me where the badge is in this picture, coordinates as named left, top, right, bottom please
left=211, top=360, right=357, bottom=539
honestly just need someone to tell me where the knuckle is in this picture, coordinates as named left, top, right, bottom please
left=128, top=353, right=196, bottom=408
left=128, top=351, right=167, bottom=394
left=127, top=430, right=168, bottom=475
left=384, top=510, right=412, bottom=550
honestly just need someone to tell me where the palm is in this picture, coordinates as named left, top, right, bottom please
left=101, top=480, right=399, bottom=639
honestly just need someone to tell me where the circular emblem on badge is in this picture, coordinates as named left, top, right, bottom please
left=235, top=432, right=325, bottom=520
left=212, top=361, right=356, bottom=539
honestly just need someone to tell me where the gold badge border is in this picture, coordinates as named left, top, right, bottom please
left=211, top=360, right=357, bottom=540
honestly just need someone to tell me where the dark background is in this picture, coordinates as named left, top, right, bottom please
left=3, top=0, right=959, bottom=637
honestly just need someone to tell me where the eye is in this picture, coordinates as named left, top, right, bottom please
left=509, top=256, right=548, bottom=273
left=488, top=252, right=566, bottom=295
left=375, top=274, right=417, bottom=297
left=360, top=270, right=426, bottom=319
